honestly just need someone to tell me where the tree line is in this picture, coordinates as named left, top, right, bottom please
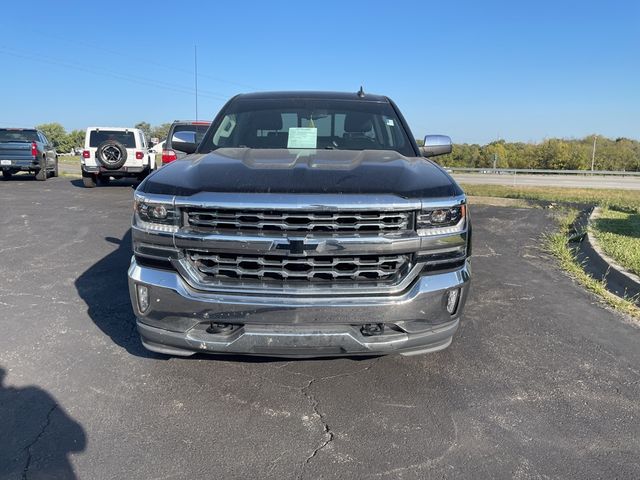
left=34, top=122, right=640, bottom=172
left=431, top=136, right=640, bottom=172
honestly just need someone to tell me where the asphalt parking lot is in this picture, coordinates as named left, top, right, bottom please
left=1, top=177, right=639, bottom=479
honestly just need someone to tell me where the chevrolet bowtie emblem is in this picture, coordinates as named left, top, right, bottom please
left=275, top=239, right=320, bottom=255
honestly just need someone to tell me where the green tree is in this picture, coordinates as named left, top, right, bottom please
left=433, top=135, right=639, bottom=171
left=135, top=121, right=152, bottom=141
left=151, top=123, right=172, bottom=142
left=67, top=129, right=85, bottom=152
left=36, top=123, right=67, bottom=149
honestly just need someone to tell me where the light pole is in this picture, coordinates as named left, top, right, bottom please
left=194, top=45, right=198, bottom=122
left=591, top=135, right=597, bottom=172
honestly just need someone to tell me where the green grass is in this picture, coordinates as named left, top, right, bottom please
left=461, top=184, right=640, bottom=210
left=544, top=209, right=640, bottom=319
left=58, top=155, right=81, bottom=166
left=591, top=207, right=640, bottom=277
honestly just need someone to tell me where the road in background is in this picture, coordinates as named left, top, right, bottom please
left=57, top=160, right=640, bottom=190
left=1, top=178, right=639, bottom=479
left=453, top=173, right=640, bottom=189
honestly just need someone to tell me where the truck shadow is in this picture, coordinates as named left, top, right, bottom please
left=74, top=229, right=164, bottom=359
left=69, top=178, right=140, bottom=189
left=0, top=366, right=86, bottom=479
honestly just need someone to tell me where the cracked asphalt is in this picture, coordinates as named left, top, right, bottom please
left=1, top=176, right=639, bottom=479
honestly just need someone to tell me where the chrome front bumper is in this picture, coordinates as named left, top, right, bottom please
left=128, top=258, right=470, bottom=357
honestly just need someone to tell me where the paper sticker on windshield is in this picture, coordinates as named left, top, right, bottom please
left=386, top=119, right=395, bottom=126
left=287, top=127, right=317, bottom=149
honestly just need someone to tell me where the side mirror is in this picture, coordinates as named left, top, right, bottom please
left=174, top=141, right=198, bottom=154
left=420, top=135, right=452, bottom=157
left=171, top=131, right=198, bottom=154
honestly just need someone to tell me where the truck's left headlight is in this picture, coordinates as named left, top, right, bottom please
left=134, top=199, right=179, bottom=233
left=416, top=205, right=466, bottom=236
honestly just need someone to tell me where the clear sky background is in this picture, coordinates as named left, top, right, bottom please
left=1, top=0, right=638, bottom=144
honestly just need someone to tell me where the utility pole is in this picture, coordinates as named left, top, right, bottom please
left=194, top=45, right=198, bottom=122
left=591, top=135, right=597, bottom=172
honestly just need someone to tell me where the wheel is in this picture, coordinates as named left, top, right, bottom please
left=52, top=157, right=59, bottom=177
left=35, top=158, right=47, bottom=181
left=2, top=170, right=12, bottom=180
left=97, top=175, right=110, bottom=186
left=96, top=140, right=127, bottom=170
left=82, top=174, right=97, bottom=188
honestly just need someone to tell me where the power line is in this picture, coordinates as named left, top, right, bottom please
left=0, top=47, right=230, bottom=101
left=30, top=31, right=257, bottom=91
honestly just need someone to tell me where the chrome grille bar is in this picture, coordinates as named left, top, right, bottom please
left=186, top=209, right=411, bottom=233
left=187, top=251, right=410, bottom=283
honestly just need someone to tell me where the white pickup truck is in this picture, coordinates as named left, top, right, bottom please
left=80, top=127, right=155, bottom=187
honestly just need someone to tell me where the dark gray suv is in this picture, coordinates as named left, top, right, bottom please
left=160, top=120, right=211, bottom=166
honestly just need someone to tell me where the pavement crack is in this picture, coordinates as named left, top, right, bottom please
left=22, top=403, right=57, bottom=480
left=296, top=358, right=381, bottom=479
left=298, top=378, right=334, bottom=480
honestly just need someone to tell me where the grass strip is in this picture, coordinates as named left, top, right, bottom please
left=544, top=209, right=640, bottom=320
left=591, top=207, right=640, bottom=277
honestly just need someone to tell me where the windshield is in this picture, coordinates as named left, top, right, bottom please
left=89, top=130, right=136, bottom=148
left=0, top=129, right=39, bottom=143
left=200, top=98, right=415, bottom=156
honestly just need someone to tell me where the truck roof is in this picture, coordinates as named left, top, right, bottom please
left=235, top=91, right=389, bottom=103
left=85, top=127, right=141, bottom=132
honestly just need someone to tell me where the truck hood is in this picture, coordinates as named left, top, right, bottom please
left=141, top=148, right=463, bottom=198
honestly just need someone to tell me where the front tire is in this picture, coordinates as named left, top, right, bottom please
left=52, top=157, right=59, bottom=177
left=2, top=170, right=12, bottom=180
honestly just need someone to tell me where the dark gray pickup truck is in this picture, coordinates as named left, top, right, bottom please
left=128, top=91, right=471, bottom=358
left=0, top=128, right=58, bottom=180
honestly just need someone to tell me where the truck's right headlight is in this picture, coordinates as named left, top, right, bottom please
left=416, top=205, right=466, bottom=236
left=134, top=199, right=179, bottom=233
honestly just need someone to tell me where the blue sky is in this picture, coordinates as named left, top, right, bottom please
left=0, top=0, right=638, bottom=144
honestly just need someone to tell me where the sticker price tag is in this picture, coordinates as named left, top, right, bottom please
left=287, top=127, right=318, bottom=149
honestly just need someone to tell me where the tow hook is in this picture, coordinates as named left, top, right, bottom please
left=361, top=323, right=385, bottom=336
left=206, top=323, right=239, bottom=335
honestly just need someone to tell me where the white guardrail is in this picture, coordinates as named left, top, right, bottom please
left=445, top=167, right=640, bottom=177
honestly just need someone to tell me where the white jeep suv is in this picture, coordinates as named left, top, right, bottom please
left=81, top=127, right=155, bottom=187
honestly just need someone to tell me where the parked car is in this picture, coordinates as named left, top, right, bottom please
left=161, top=120, right=211, bottom=165
left=80, top=127, right=155, bottom=187
left=129, top=91, right=470, bottom=358
left=0, top=128, right=58, bottom=180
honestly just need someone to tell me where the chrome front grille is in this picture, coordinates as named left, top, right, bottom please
left=186, top=209, right=412, bottom=233
left=186, top=250, right=410, bottom=284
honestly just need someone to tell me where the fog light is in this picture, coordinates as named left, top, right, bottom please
left=446, top=289, right=460, bottom=314
left=136, top=284, right=150, bottom=313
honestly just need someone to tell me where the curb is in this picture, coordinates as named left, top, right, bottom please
left=580, top=206, right=640, bottom=302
